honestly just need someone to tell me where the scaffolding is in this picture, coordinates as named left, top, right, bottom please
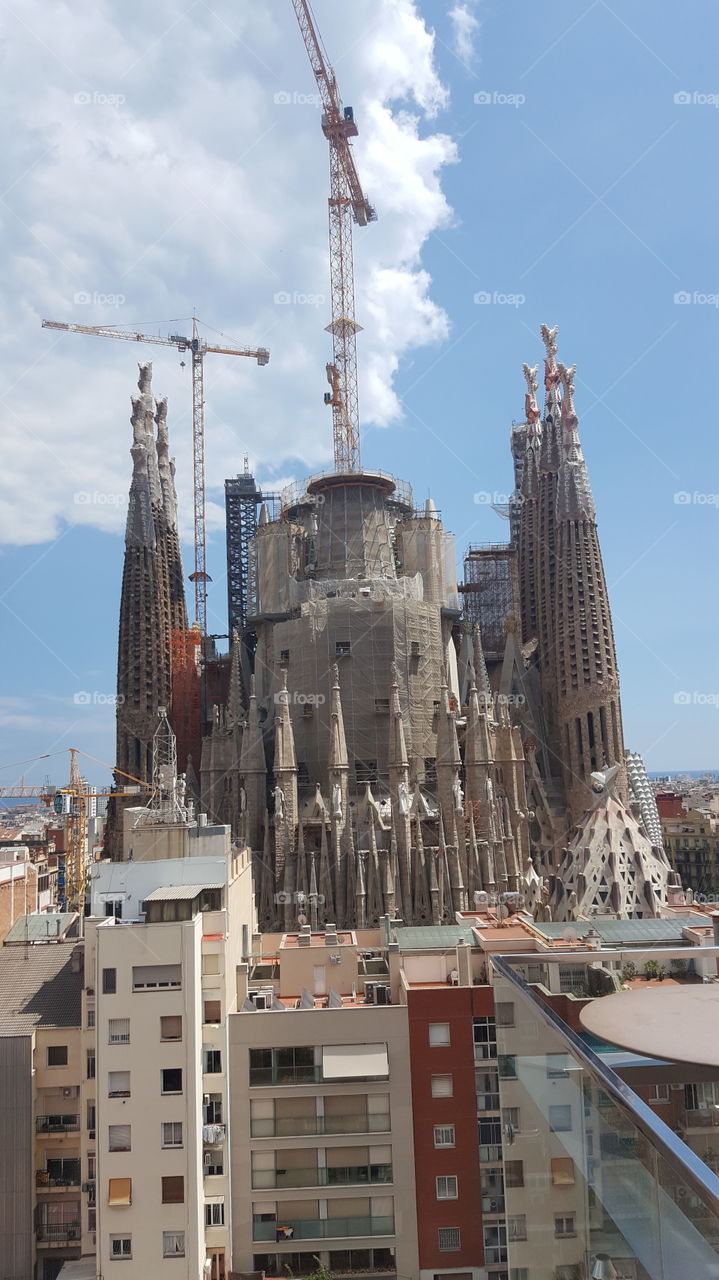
left=460, top=543, right=519, bottom=657
left=225, top=463, right=280, bottom=638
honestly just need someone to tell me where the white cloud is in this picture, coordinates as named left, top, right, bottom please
left=0, top=0, right=458, bottom=549
left=448, top=2, right=481, bottom=65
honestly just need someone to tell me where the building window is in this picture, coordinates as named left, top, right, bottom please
left=204, top=1095, right=223, bottom=1125
left=437, top=1227, right=460, bottom=1252
left=205, top=1201, right=225, bottom=1226
left=87, top=1051, right=96, bottom=1079
left=478, top=1118, right=502, bottom=1161
left=162, top=1176, right=185, bottom=1204
left=108, top=1018, right=130, bottom=1045
left=163, top=1231, right=185, bottom=1257
left=555, top=1215, right=576, bottom=1238
left=507, top=1215, right=527, bottom=1241
left=280, top=649, right=290, bottom=663
left=161, top=1015, right=182, bottom=1041
left=204, top=1155, right=224, bottom=1176
left=108, top=1178, right=132, bottom=1206
left=495, top=1001, right=515, bottom=1027
left=203, top=1048, right=222, bottom=1074
left=436, top=1175, right=458, bottom=1200
left=433, top=1125, right=455, bottom=1148
left=204, top=1000, right=222, bottom=1024
left=559, top=965, right=587, bottom=994
left=109, top=1125, right=131, bottom=1152
left=162, top=1122, right=183, bottom=1148
left=110, top=1235, right=132, bottom=1260
left=549, top=1105, right=572, bottom=1133
left=505, top=1160, right=524, bottom=1188
left=510, top=1270, right=529, bottom=1280
left=431, top=1074, right=453, bottom=1098
left=103, top=968, right=117, bottom=994
left=47, top=1045, right=68, bottom=1067
left=498, top=1054, right=517, bottom=1079
left=161, top=1068, right=183, bottom=1095
left=547, top=1053, right=570, bottom=1078
left=133, top=964, right=181, bottom=991
left=335, top=640, right=351, bottom=657
left=87, top=1008, right=95, bottom=1029
left=428, top=1023, right=451, bottom=1047
left=502, top=1107, right=520, bottom=1133
left=473, top=1016, right=497, bottom=1059
left=108, top=1071, right=130, bottom=1098
left=202, top=953, right=221, bottom=976
left=551, top=1158, right=576, bottom=1186
left=649, top=1083, right=670, bottom=1103
left=483, top=1224, right=507, bottom=1265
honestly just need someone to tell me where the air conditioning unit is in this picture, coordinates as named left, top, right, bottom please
left=63, top=1087, right=76, bottom=1098
left=254, top=993, right=269, bottom=1010
left=364, top=981, right=377, bottom=1004
left=374, top=984, right=390, bottom=1006
left=204, top=1153, right=213, bottom=1167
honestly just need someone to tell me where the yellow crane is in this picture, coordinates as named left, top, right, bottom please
left=0, top=749, right=149, bottom=914
left=42, top=317, right=269, bottom=633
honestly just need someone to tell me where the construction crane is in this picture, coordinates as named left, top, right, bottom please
left=290, top=0, right=376, bottom=474
left=0, top=749, right=149, bottom=915
left=42, top=317, right=269, bottom=634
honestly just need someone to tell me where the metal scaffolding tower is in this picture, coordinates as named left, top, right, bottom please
left=225, top=459, right=279, bottom=639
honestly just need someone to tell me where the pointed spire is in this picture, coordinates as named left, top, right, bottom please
left=425, top=496, right=438, bottom=518
left=258, top=502, right=270, bottom=526
left=388, top=663, right=409, bottom=770
left=465, top=668, right=494, bottom=771
left=273, top=669, right=297, bottom=773
left=227, top=630, right=245, bottom=728
left=328, top=664, right=349, bottom=771
left=154, top=396, right=178, bottom=530
left=538, top=324, right=562, bottom=474
left=126, top=380, right=156, bottom=549
left=555, top=362, right=595, bottom=521
left=471, top=626, right=491, bottom=702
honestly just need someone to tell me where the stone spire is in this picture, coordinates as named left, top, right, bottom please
left=388, top=663, right=411, bottom=919
left=518, top=362, right=541, bottom=645
left=240, top=676, right=266, bottom=852
left=556, top=363, right=595, bottom=522
left=273, top=670, right=298, bottom=865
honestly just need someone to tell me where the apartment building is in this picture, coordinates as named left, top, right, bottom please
left=0, top=940, right=87, bottom=1280
left=229, top=924, right=419, bottom=1280
left=88, top=832, right=253, bottom=1279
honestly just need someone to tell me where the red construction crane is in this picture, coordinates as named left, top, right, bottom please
left=291, top=0, right=376, bottom=474
left=42, top=317, right=269, bottom=634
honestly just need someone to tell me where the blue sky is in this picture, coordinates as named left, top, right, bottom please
left=1, top=0, right=717, bottom=790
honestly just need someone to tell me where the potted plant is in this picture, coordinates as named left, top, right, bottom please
left=643, top=960, right=659, bottom=981
left=621, top=962, right=637, bottom=982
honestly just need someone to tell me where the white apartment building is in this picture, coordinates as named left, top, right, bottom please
left=88, top=829, right=254, bottom=1279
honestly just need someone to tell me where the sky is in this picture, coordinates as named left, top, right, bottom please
left=0, top=0, right=717, bottom=791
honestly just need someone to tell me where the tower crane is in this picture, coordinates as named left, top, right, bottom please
left=0, top=748, right=149, bottom=916
left=42, top=317, right=269, bottom=634
left=290, top=0, right=376, bottom=474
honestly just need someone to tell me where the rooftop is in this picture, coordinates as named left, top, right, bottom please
left=529, top=918, right=706, bottom=945
left=4, top=912, right=78, bottom=945
left=395, top=925, right=476, bottom=951
left=142, top=882, right=223, bottom=902
left=282, top=930, right=354, bottom=949
left=0, top=941, right=83, bottom=1036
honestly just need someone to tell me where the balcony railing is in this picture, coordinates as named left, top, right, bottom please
left=251, top=1113, right=391, bottom=1139
left=250, top=1066, right=323, bottom=1087
left=252, top=1164, right=392, bottom=1190
left=36, top=1220, right=81, bottom=1244
left=36, top=1115, right=79, bottom=1133
left=253, top=1216, right=395, bottom=1242
left=36, top=1169, right=81, bottom=1188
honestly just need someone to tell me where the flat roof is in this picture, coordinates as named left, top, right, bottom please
left=530, top=918, right=699, bottom=945
left=395, top=925, right=476, bottom=951
left=580, top=986, right=719, bottom=1067
left=4, top=913, right=78, bottom=944
left=143, top=883, right=223, bottom=902
left=282, top=932, right=353, bottom=949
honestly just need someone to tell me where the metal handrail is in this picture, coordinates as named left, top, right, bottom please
left=491, top=955, right=719, bottom=1215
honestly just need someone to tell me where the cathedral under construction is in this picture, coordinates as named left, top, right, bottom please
left=111, top=325, right=672, bottom=930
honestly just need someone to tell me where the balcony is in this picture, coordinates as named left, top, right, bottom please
left=36, top=1115, right=80, bottom=1134
left=202, top=1123, right=226, bottom=1144
left=250, top=1065, right=323, bottom=1087
left=251, top=1113, right=391, bottom=1138
left=253, top=1216, right=395, bottom=1242
left=35, top=1218, right=81, bottom=1245
left=481, top=1194, right=506, bottom=1214
left=36, top=1167, right=81, bottom=1189
left=253, top=1164, right=393, bottom=1190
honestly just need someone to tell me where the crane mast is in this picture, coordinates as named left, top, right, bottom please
left=291, top=0, right=376, bottom=474
left=42, top=318, right=269, bottom=633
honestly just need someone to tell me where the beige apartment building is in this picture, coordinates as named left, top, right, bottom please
left=229, top=924, right=419, bottom=1280
left=88, top=830, right=253, bottom=1279
left=0, top=940, right=89, bottom=1280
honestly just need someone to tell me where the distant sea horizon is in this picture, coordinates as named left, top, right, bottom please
left=648, top=770, right=719, bottom=781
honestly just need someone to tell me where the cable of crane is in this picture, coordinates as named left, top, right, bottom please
left=0, top=750, right=67, bottom=771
